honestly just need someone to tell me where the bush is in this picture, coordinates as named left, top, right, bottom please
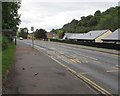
left=50, top=38, right=58, bottom=41
left=2, top=36, right=9, bottom=50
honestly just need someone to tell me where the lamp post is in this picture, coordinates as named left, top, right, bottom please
left=31, top=27, right=34, bottom=48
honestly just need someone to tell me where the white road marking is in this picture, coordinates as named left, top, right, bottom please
left=24, top=40, right=98, bottom=61
left=76, top=53, right=98, bottom=60
left=54, top=44, right=98, bottom=60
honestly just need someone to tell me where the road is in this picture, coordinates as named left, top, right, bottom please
left=22, top=39, right=119, bottom=95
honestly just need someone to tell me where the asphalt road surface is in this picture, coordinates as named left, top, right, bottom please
left=3, top=41, right=96, bottom=94
left=21, top=39, right=119, bottom=95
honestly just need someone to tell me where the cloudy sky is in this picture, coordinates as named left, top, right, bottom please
left=19, top=0, right=119, bottom=32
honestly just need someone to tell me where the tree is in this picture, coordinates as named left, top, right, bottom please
left=57, top=30, right=64, bottom=38
left=2, top=1, right=21, bottom=50
left=2, top=2, right=21, bottom=35
left=88, top=17, right=98, bottom=26
left=50, top=29, right=57, bottom=33
left=18, top=27, right=28, bottom=39
left=34, top=29, right=47, bottom=39
left=94, top=10, right=101, bottom=16
left=60, top=6, right=119, bottom=33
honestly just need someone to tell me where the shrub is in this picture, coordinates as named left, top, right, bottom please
left=2, top=36, right=9, bottom=50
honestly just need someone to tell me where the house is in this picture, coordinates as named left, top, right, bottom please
left=63, top=30, right=112, bottom=43
left=63, top=33, right=84, bottom=39
left=102, top=28, right=120, bottom=44
left=47, top=32, right=58, bottom=39
left=78, top=30, right=112, bottom=42
left=27, top=33, right=33, bottom=39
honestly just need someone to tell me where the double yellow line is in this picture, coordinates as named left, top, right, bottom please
left=49, top=41, right=119, bottom=57
left=70, top=59, right=81, bottom=63
left=49, top=56, right=112, bottom=96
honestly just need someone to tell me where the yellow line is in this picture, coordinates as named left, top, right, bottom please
left=93, top=61, right=101, bottom=64
left=59, top=52, right=64, bottom=54
left=78, top=72, right=91, bottom=75
left=78, top=74, right=112, bottom=95
left=106, top=70, right=118, bottom=72
left=67, top=59, right=73, bottom=63
left=111, top=67, right=118, bottom=69
left=49, top=56, right=67, bottom=68
left=64, top=60, right=70, bottom=63
left=74, top=59, right=81, bottom=63
left=65, top=55, right=73, bottom=58
left=49, top=41, right=119, bottom=57
left=67, top=67, right=77, bottom=74
left=70, top=59, right=77, bottom=63
left=49, top=56, right=112, bottom=95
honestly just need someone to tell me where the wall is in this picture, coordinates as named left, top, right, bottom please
left=95, top=30, right=112, bottom=42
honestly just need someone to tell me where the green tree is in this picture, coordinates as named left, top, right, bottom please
left=2, top=2, right=21, bottom=35
left=2, top=1, right=21, bottom=50
left=94, top=10, right=101, bottom=16
left=34, top=29, right=47, bottom=39
left=57, top=30, right=64, bottom=38
left=60, top=6, right=119, bottom=33
left=18, top=27, right=28, bottom=39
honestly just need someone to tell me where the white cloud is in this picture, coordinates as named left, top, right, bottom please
left=19, top=0, right=119, bottom=32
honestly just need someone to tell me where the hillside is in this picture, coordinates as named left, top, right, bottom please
left=51, top=6, right=120, bottom=34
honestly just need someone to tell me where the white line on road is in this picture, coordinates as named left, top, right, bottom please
left=79, top=53, right=98, bottom=60
left=24, top=41, right=98, bottom=61
left=55, top=44, right=98, bottom=60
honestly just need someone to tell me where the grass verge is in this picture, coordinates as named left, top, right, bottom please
left=2, top=43, right=15, bottom=78
left=0, top=50, right=1, bottom=92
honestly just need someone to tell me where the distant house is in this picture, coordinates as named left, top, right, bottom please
left=102, top=28, right=120, bottom=44
left=27, top=33, right=33, bottom=39
left=63, top=30, right=112, bottom=43
left=47, top=32, right=58, bottom=39
left=63, top=33, right=84, bottom=39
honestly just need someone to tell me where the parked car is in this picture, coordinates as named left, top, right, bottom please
left=19, top=37, right=23, bottom=40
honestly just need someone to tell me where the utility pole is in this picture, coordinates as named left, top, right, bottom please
left=31, top=27, right=34, bottom=48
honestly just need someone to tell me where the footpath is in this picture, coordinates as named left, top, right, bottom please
left=3, top=41, right=95, bottom=94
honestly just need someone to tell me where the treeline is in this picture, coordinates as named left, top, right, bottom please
left=51, top=6, right=120, bottom=35
left=2, top=2, right=21, bottom=50
left=18, top=27, right=29, bottom=39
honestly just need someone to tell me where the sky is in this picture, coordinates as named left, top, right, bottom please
left=18, top=0, right=119, bottom=33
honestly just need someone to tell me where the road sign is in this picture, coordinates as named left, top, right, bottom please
left=31, top=27, right=34, bottom=31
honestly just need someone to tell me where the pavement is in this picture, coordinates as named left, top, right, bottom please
left=2, top=41, right=95, bottom=94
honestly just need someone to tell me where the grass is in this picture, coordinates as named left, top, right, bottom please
left=0, top=51, right=2, bottom=76
left=0, top=34, right=2, bottom=76
left=2, top=43, right=15, bottom=78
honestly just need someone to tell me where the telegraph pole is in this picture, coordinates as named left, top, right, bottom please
left=31, top=27, right=34, bottom=48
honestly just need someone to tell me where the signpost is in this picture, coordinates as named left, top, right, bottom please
left=31, top=27, right=34, bottom=48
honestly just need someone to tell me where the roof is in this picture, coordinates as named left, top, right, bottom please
left=65, top=33, right=85, bottom=39
left=65, top=30, right=110, bottom=40
left=102, top=28, right=120, bottom=41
